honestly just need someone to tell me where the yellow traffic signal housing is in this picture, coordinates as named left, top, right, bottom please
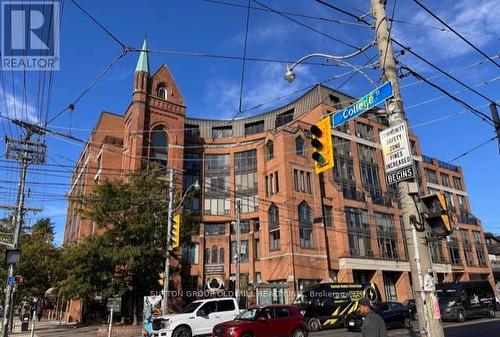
left=171, top=214, right=181, bottom=249
left=420, top=193, right=452, bottom=236
left=310, top=116, right=334, bottom=174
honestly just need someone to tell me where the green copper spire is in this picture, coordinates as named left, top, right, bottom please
left=135, top=39, right=149, bottom=73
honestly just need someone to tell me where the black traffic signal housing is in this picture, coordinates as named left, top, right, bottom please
left=170, top=214, right=181, bottom=249
left=420, top=193, right=452, bottom=236
left=310, top=116, right=334, bottom=174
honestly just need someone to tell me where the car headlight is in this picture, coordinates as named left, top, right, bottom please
left=447, top=301, right=456, bottom=307
left=161, top=319, right=170, bottom=329
left=226, top=327, right=238, bottom=336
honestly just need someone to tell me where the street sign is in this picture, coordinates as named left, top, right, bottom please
left=332, top=81, right=393, bottom=127
left=106, top=297, right=122, bottom=313
left=380, top=121, right=414, bottom=184
left=7, top=276, right=15, bottom=286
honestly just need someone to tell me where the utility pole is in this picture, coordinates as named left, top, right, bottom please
left=2, top=121, right=46, bottom=337
left=490, top=103, right=500, bottom=154
left=371, top=1, right=445, bottom=337
left=162, top=168, right=175, bottom=315
left=235, top=199, right=241, bottom=306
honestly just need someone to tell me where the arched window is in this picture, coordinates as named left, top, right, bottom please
left=157, top=86, right=167, bottom=100
left=150, top=126, right=168, bottom=168
left=268, top=203, right=280, bottom=251
left=295, top=136, right=305, bottom=156
left=205, top=248, right=210, bottom=264
left=219, top=248, right=224, bottom=264
left=298, top=201, right=311, bottom=226
left=211, top=245, right=218, bottom=264
left=265, top=140, right=274, bottom=160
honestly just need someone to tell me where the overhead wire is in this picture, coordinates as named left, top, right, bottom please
left=449, top=136, right=498, bottom=163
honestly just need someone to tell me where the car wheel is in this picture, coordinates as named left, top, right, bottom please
left=172, top=326, right=192, bottom=337
left=404, top=317, right=413, bottom=329
left=292, top=328, right=307, bottom=337
left=307, top=318, right=321, bottom=332
left=488, top=305, right=496, bottom=318
left=457, top=310, right=466, bottom=322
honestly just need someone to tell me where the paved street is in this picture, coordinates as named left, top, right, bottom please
left=311, top=318, right=500, bottom=337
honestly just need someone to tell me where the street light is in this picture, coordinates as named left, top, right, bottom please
left=173, top=179, right=200, bottom=212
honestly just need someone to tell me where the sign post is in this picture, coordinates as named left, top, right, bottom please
left=379, top=121, right=415, bottom=184
left=332, top=81, right=393, bottom=127
left=106, top=297, right=121, bottom=337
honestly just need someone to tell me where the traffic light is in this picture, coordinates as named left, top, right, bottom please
left=420, top=193, right=452, bottom=236
left=170, top=214, right=181, bottom=249
left=310, top=116, right=334, bottom=174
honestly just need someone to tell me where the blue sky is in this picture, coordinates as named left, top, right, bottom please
left=0, top=0, right=499, bottom=245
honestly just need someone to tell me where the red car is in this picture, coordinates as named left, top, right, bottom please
left=212, top=305, right=308, bottom=337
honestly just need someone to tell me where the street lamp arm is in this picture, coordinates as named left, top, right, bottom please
left=335, top=59, right=377, bottom=87
left=172, top=180, right=200, bottom=212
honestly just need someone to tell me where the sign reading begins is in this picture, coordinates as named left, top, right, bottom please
left=380, top=121, right=415, bottom=184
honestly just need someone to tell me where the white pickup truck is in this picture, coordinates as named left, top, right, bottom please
left=150, top=297, right=240, bottom=337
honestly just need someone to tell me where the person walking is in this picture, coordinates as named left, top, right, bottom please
left=357, top=297, right=388, bottom=337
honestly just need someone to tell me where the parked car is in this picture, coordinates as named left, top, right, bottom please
left=402, top=299, right=417, bottom=320
left=437, top=280, right=496, bottom=322
left=292, top=282, right=381, bottom=331
left=212, top=305, right=307, bottom=337
left=151, top=297, right=240, bottom=337
left=345, top=301, right=412, bottom=332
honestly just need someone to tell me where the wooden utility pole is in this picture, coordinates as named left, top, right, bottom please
left=371, top=1, right=445, bottom=337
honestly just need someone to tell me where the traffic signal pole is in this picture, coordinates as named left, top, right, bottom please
left=162, top=168, right=175, bottom=315
left=371, top=1, right=445, bottom=337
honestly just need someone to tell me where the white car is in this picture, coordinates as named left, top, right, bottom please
left=151, top=297, right=240, bottom=337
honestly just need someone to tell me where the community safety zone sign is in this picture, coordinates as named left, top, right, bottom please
left=380, top=121, right=415, bottom=184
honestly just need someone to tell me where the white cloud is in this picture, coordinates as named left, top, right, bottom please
left=394, top=0, right=500, bottom=59
left=0, top=90, right=40, bottom=124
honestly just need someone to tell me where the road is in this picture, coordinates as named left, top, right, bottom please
left=33, top=324, right=97, bottom=337
left=311, top=317, right=500, bottom=337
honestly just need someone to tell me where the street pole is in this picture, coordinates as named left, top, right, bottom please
left=2, top=155, right=28, bottom=337
left=235, top=199, right=241, bottom=306
left=162, top=168, right=175, bottom=315
left=371, top=1, right=445, bottom=337
left=489, top=103, right=500, bottom=154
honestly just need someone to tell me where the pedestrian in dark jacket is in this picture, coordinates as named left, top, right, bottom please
left=358, top=297, right=388, bottom=337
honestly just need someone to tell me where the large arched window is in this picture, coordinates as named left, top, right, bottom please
left=298, top=201, right=311, bottom=226
left=150, top=126, right=168, bottom=168
left=219, top=248, right=224, bottom=264
left=295, top=136, right=305, bottom=156
left=265, top=140, right=274, bottom=160
left=268, top=203, right=280, bottom=251
left=157, top=85, right=167, bottom=100
left=211, top=245, right=218, bottom=264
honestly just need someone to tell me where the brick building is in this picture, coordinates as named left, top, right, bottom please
left=63, top=42, right=495, bottom=320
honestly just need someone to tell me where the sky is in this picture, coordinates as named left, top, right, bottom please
left=0, top=0, right=499, bottom=245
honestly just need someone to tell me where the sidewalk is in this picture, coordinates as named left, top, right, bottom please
left=9, top=319, right=77, bottom=337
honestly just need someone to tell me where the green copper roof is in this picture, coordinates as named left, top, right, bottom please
left=135, top=39, right=149, bottom=73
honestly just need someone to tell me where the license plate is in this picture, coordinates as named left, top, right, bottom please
left=349, top=321, right=355, bottom=326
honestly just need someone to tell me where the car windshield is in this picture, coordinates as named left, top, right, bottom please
left=182, top=302, right=201, bottom=313
left=436, top=289, right=457, bottom=300
left=236, top=308, right=260, bottom=320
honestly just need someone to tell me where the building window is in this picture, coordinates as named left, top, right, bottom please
left=266, top=172, right=279, bottom=196
left=345, top=208, right=372, bottom=257
left=298, top=201, right=313, bottom=248
left=383, top=272, right=398, bottom=301
left=355, top=122, right=373, bottom=140
left=457, top=195, right=467, bottom=212
left=268, top=204, right=280, bottom=251
left=429, top=239, right=446, bottom=263
left=334, top=123, right=350, bottom=134
left=212, top=126, right=233, bottom=139
left=182, top=244, right=199, bottom=264
left=157, top=86, right=167, bottom=100
left=265, top=140, right=274, bottom=160
left=96, top=153, right=102, bottom=172
left=473, top=231, right=487, bottom=266
left=453, top=176, right=463, bottom=190
left=376, top=212, right=399, bottom=260
left=275, top=108, right=294, bottom=128
left=323, top=205, right=333, bottom=227
left=211, top=245, right=219, bottom=264
left=255, top=272, right=262, bottom=283
left=254, top=239, right=260, bottom=261
left=425, top=169, right=438, bottom=184
left=184, top=124, right=200, bottom=138
left=244, top=120, right=264, bottom=136
left=293, top=169, right=312, bottom=193
left=231, top=240, right=249, bottom=262
left=448, top=233, right=462, bottom=265
left=295, top=136, right=305, bottom=156
left=358, top=144, right=381, bottom=201
left=219, top=248, right=225, bottom=264
left=235, top=150, right=258, bottom=213
left=460, top=229, right=475, bottom=266
left=183, top=153, right=201, bottom=213
left=204, top=248, right=210, bottom=264
left=204, top=223, right=226, bottom=236
left=150, top=126, right=168, bottom=168
left=204, top=154, right=230, bottom=215
left=441, top=173, right=450, bottom=187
